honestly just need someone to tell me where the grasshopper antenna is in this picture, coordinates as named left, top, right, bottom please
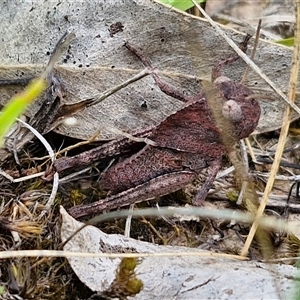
left=241, top=19, right=262, bottom=83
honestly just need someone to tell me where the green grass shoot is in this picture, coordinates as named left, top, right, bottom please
left=0, top=78, right=46, bottom=148
left=159, top=0, right=206, bottom=11
left=274, top=37, right=294, bottom=47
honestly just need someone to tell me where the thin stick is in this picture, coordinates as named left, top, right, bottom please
left=124, top=204, right=135, bottom=238
left=241, top=19, right=262, bottom=83
left=0, top=169, right=45, bottom=183
left=59, top=166, right=95, bottom=184
left=245, top=137, right=256, bottom=163
left=88, top=68, right=150, bottom=106
left=236, top=140, right=249, bottom=205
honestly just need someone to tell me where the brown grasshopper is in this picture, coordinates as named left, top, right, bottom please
left=60, top=36, right=261, bottom=219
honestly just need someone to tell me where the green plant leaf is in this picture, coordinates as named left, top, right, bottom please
left=274, top=37, right=294, bottom=47
left=0, top=78, right=46, bottom=148
left=159, top=0, right=206, bottom=11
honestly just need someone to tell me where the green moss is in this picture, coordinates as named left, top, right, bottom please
left=69, top=189, right=84, bottom=205
left=101, top=257, right=143, bottom=298
left=226, top=190, right=238, bottom=202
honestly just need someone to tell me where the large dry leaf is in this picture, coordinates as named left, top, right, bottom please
left=60, top=206, right=296, bottom=299
left=0, top=0, right=299, bottom=141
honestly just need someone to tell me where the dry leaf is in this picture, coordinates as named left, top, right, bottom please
left=0, top=0, right=299, bottom=142
left=60, top=206, right=296, bottom=299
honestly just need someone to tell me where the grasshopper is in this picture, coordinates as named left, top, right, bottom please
left=57, top=36, right=261, bottom=218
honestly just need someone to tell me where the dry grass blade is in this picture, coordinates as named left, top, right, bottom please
left=191, top=0, right=260, bottom=254
left=0, top=249, right=247, bottom=260
left=0, top=203, right=299, bottom=259
left=241, top=0, right=300, bottom=256
left=15, top=118, right=58, bottom=209
left=191, top=0, right=300, bottom=259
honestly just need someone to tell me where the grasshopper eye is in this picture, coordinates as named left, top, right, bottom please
left=222, top=99, right=242, bottom=121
